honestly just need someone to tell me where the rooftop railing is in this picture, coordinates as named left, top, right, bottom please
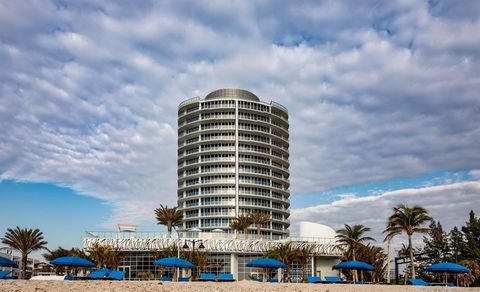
left=84, top=231, right=336, bottom=244
left=179, top=96, right=202, bottom=108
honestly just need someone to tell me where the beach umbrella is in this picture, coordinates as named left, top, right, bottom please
left=154, top=257, right=194, bottom=281
left=425, top=262, right=470, bottom=274
left=0, top=256, right=18, bottom=268
left=247, top=258, right=287, bottom=282
left=246, top=258, right=287, bottom=269
left=153, top=257, right=195, bottom=268
left=50, top=256, right=96, bottom=267
left=426, top=262, right=470, bottom=285
left=333, top=261, right=374, bottom=283
left=333, top=261, right=374, bottom=271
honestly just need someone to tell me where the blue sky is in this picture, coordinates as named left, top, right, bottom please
left=1, top=0, right=480, bottom=255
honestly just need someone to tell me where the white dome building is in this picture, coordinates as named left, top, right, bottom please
left=298, top=221, right=340, bottom=278
left=299, top=221, right=336, bottom=239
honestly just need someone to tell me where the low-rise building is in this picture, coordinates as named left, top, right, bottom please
left=83, top=221, right=341, bottom=281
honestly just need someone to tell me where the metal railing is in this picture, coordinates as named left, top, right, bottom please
left=85, top=230, right=336, bottom=244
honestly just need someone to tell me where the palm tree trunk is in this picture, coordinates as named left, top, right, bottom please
left=21, top=252, right=28, bottom=279
left=352, top=248, right=357, bottom=282
left=257, top=226, right=261, bottom=239
left=386, top=238, right=391, bottom=283
left=408, top=235, right=416, bottom=279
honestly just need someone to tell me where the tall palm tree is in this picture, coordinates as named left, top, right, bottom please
left=1, top=227, right=48, bottom=279
left=230, top=214, right=252, bottom=238
left=336, top=224, right=375, bottom=282
left=154, top=204, right=183, bottom=236
left=249, top=213, right=270, bottom=239
left=384, top=204, right=432, bottom=279
left=336, top=224, right=375, bottom=261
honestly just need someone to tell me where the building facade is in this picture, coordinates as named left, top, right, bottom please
left=177, top=89, right=290, bottom=239
left=84, top=222, right=341, bottom=281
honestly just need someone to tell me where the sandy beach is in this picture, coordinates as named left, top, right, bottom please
left=1, top=281, right=479, bottom=292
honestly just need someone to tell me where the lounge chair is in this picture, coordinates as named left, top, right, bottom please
left=408, top=279, right=431, bottom=286
left=217, top=273, right=235, bottom=282
left=307, top=276, right=329, bottom=283
left=325, top=276, right=349, bottom=283
left=408, top=279, right=454, bottom=286
left=197, top=273, right=216, bottom=281
left=89, top=268, right=112, bottom=279
left=107, top=271, right=125, bottom=280
left=267, top=278, right=279, bottom=283
left=178, top=277, right=190, bottom=282
left=64, top=275, right=77, bottom=281
left=0, top=271, right=10, bottom=280
left=160, top=276, right=173, bottom=281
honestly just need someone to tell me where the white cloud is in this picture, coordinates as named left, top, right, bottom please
left=0, top=0, right=479, bottom=226
left=291, top=181, right=480, bottom=250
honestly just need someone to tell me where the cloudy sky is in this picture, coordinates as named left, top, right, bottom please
left=1, top=0, right=479, bottom=252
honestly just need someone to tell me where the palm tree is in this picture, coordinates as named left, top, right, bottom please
left=336, top=224, right=375, bottom=261
left=1, top=227, right=48, bottom=279
left=43, top=247, right=71, bottom=275
left=154, top=204, right=183, bottom=236
left=336, top=224, right=375, bottom=282
left=264, top=242, right=297, bottom=282
left=384, top=204, right=432, bottom=279
left=230, top=214, right=252, bottom=238
left=357, top=244, right=386, bottom=283
left=294, top=244, right=315, bottom=282
left=249, top=213, right=270, bottom=239
left=89, top=243, right=112, bottom=268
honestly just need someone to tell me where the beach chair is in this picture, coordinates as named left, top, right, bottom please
left=0, top=271, right=11, bottom=280
left=197, top=273, right=216, bottom=281
left=178, top=277, right=190, bottom=282
left=64, top=275, right=77, bottom=281
left=408, top=279, right=431, bottom=286
left=107, top=271, right=125, bottom=280
left=307, top=276, right=328, bottom=283
left=267, top=278, right=279, bottom=283
left=217, top=273, right=235, bottom=282
left=89, top=268, right=112, bottom=279
left=325, top=276, right=349, bottom=283
left=160, top=276, right=173, bottom=281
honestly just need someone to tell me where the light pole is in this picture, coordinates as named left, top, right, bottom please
left=183, top=239, right=205, bottom=277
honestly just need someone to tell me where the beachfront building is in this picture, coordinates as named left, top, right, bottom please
left=177, top=89, right=290, bottom=239
left=83, top=90, right=341, bottom=281
left=84, top=222, right=341, bottom=281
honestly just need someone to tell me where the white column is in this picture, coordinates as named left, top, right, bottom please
left=231, top=253, right=238, bottom=280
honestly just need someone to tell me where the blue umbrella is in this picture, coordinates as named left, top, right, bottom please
left=246, top=258, right=287, bottom=268
left=333, top=261, right=374, bottom=271
left=50, top=256, right=96, bottom=267
left=425, top=262, right=470, bottom=274
left=153, top=257, right=195, bottom=268
left=0, top=256, right=18, bottom=268
left=247, top=258, right=287, bottom=282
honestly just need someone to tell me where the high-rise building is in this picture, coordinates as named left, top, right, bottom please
left=177, top=89, right=290, bottom=239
